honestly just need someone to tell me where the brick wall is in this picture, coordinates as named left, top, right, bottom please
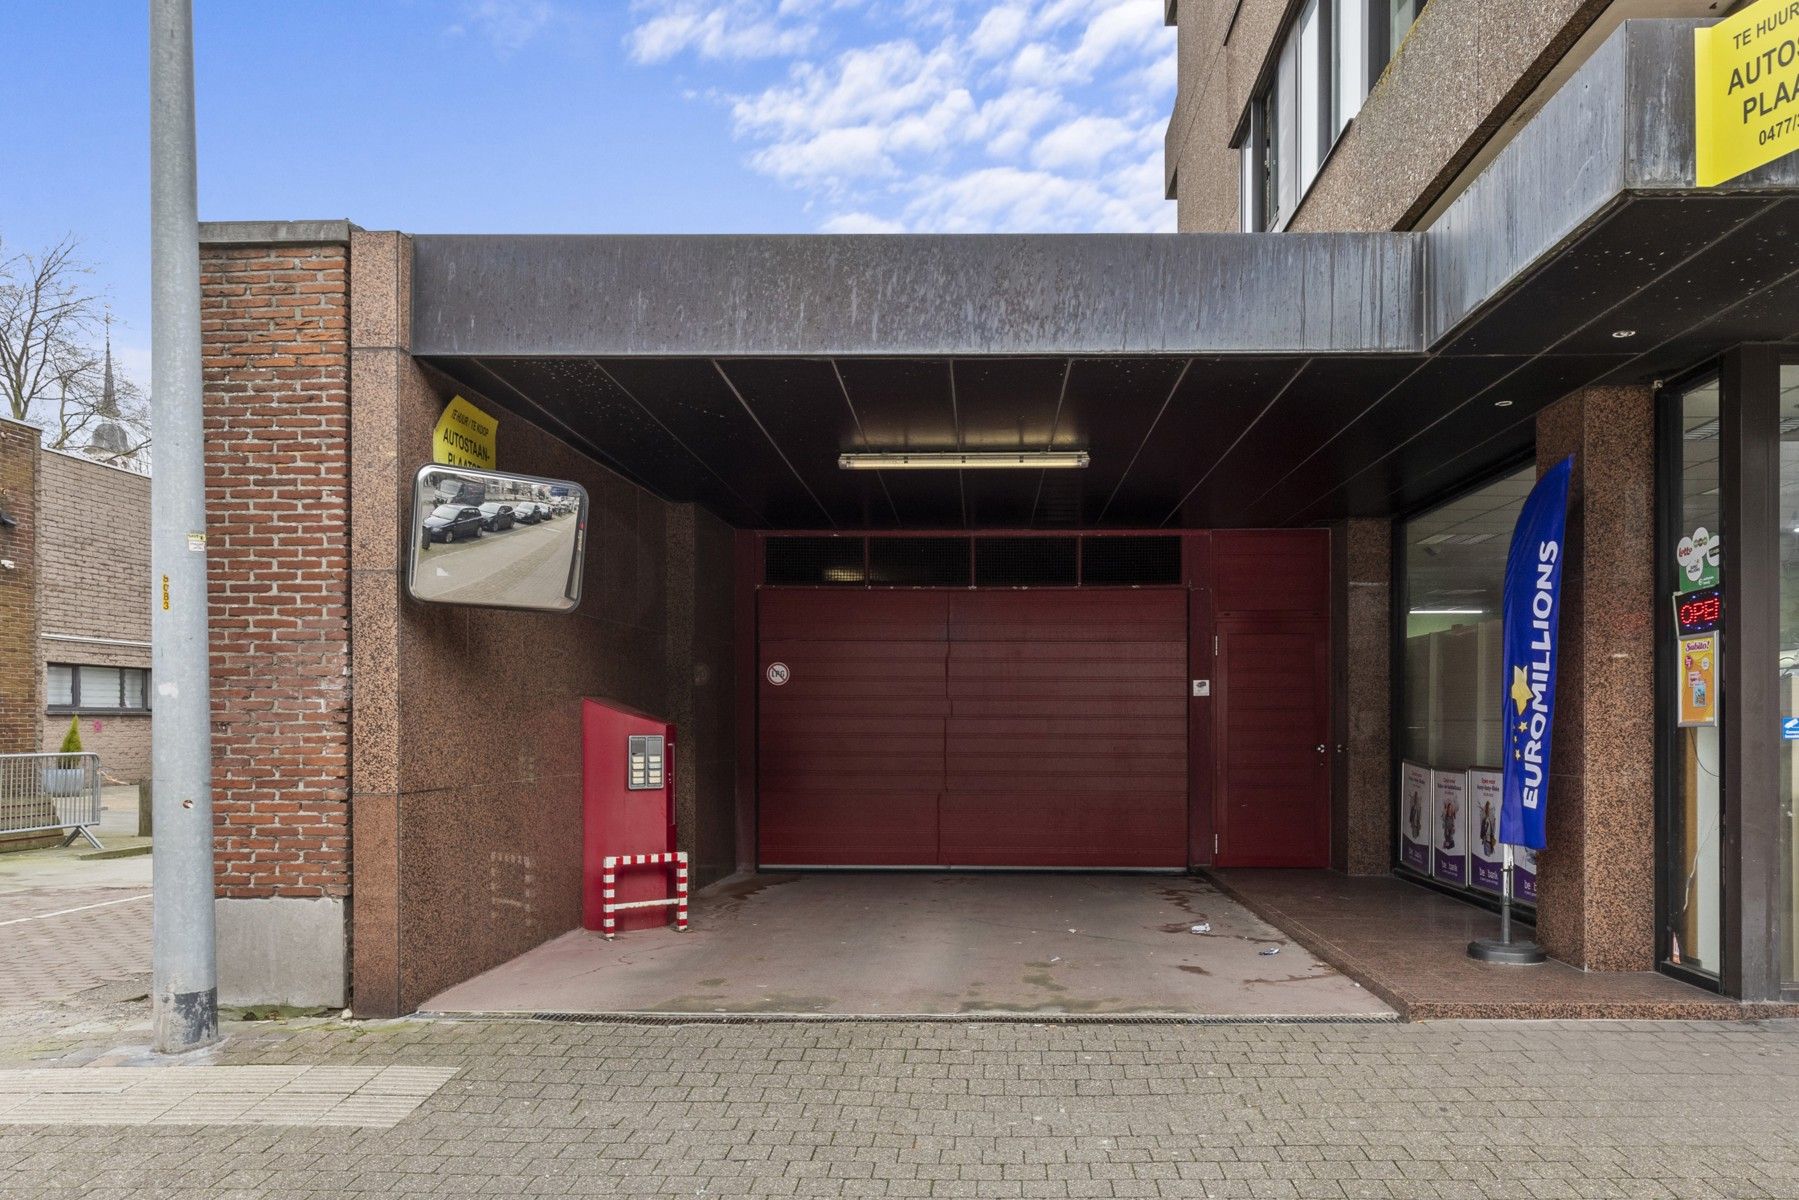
left=200, top=240, right=351, bottom=900
left=0, top=419, right=41, bottom=754
left=34, top=450, right=153, bottom=781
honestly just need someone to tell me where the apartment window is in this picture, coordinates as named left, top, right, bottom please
left=47, top=663, right=150, bottom=713
left=1236, top=0, right=1426, bottom=231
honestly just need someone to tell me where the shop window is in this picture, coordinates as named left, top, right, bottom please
left=1777, top=364, right=1799, bottom=985
left=1665, top=377, right=1723, bottom=978
left=47, top=663, right=151, bottom=714
left=1397, top=464, right=1534, bottom=896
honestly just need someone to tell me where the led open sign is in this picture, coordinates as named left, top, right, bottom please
left=1674, top=586, right=1722, bottom=635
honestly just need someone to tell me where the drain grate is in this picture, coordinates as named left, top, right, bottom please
left=416, top=1009, right=1401, bottom=1027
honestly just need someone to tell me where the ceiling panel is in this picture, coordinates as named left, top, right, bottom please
left=599, top=358, right=829, bottom=527
left=1099, top=357, right=1307, bottom=527
left=715, top=358, right=897, bottom=528
left=834, top=357, right=963, bottom=527
left=429, top=356, right=765, bottom=526
left=1437, top=196, right=1760, bottom=358
left=1551, top=198, right=1799, bottom=359
left=1180, top=356, right=1422, bottom=526
left=953, top=358, right=1070, bottom=527
left=1231, top=355, right=1522, bottom=526
left=1050, top=357, right=1190, bottom=528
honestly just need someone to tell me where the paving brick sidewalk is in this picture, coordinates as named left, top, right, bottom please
left=3, top=1014, right=1799, bottom=1198
left=0, top=888, right=150, bottom=1014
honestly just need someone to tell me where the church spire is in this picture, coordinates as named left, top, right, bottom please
left=99, top=311, right=118, bottom=419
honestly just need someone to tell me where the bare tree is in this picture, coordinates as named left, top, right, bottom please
left=0, top=235, right=150, bottom=462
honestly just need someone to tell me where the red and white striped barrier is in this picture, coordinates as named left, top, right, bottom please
left=599, top=851, right=689, bottom=939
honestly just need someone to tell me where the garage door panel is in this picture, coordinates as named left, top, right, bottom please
left=947, top=717, right=1186, bottom=743
left=950, top=592, right=1187, bottom=641
left=759, top=590, right=949, bottom=641
left=764, top=715, right=944, bottom=736
left=760, top=584, right=1189, bottom=868
left=948, top=698, right=1183, bottom=720
left=759, top=790, right=940, bottom=865
left=950, top=641, right=1187, bottom=664
left=940, top=792, right=1187, bottom=867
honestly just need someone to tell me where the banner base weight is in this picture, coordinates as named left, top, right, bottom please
left=1467, top=938, right=1547, bottom=965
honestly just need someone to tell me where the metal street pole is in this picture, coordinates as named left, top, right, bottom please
left=148, top=0, right=219, bottom=1053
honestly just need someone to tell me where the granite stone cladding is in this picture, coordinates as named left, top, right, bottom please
left=343, top=230, right=738, bottom=1018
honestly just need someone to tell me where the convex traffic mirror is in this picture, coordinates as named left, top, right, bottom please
left=408, top=464, right=588, bottom=612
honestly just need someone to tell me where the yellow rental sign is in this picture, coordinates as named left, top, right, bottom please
left=432, top=395, right=498, bottom=469
left=1695, top=0, right=1799, bottom=186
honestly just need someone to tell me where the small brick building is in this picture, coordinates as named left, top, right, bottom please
left=0, top=422, right=153, bottom=788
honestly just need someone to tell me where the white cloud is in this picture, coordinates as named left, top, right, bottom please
left=819, top=211, right=908, bottom=233
left=1031, top=114, right=1136, bottom=170
left=447, top=0, right=556, bottom=53
left=627, top=0, right=845, bottom=62
left=629, top=0, right=1177, bottom=233
left=968, top=6, right=1030, bottom=58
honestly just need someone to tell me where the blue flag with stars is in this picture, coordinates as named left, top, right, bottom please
left=1500, top=456, right=1573, bottom=851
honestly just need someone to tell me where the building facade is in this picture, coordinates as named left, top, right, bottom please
left=199, top=10, right=1799, bottom=1013
left=0, top=421, right=153, bottom=791
left=1168, top=0, right=1797, bottom=995
left=35, top=450, right=153, bottom=782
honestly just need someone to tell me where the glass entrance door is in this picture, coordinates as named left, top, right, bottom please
left=1663, top=377, right=1723, bottom=978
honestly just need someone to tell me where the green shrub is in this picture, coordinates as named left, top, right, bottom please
left=58, top=716, right=82, bottom=768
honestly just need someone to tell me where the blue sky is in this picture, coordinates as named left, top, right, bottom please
left=0, top=2, right=1175, bottom=388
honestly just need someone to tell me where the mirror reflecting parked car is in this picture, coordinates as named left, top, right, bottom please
left=423, top=504, right=485, bottom=545
left=410, top=465, right=588, bottom=612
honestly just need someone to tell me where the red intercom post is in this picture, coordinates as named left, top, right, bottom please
left=581, top=698, right=677, bottom=933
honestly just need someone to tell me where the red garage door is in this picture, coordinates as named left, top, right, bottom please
left=758, top=588, right=1188, bottom=868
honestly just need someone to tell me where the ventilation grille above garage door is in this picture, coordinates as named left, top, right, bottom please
left=764, top=537, right=864, bottom=585
left=763, top=534, right=1181, bottom=587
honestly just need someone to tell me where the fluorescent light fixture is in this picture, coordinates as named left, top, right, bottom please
left=1410, top=608, right=1486, bottom=615
left=839, top=450, right=1090, bottom=470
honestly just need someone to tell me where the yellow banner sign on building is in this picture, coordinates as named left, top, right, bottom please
left=432, top=395, right=498, bottom=469
left=1695, top=0, right=1799, bottom=186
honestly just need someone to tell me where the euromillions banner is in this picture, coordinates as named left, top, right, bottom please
left=1501, top=456, right=1574, bottom=851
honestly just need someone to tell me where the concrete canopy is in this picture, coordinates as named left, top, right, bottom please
left=408, top=21, right=1799, bottom=529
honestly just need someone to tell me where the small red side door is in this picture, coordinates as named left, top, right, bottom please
left=1213, top=614, right=1330, bottom=867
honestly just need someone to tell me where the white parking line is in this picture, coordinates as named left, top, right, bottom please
left=0, top=893, right=152, bottom=928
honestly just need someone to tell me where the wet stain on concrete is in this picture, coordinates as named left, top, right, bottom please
left=1156, top=884, right=1212, bottom=916
left=1022, top=972, right=1067, bottom=993
left=1176, top=965, right=1212, bottom=976
left=696, top=978, right=726, bottom=988
left=702, top=874, right=801, bottom=915
left=1243, top=973, right=1334, bottom=986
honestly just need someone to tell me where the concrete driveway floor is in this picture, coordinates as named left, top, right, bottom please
left=423, top=872, right=1394, bottom=1019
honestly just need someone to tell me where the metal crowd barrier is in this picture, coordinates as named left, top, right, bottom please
left=0, top=752, right=104, bottom=850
